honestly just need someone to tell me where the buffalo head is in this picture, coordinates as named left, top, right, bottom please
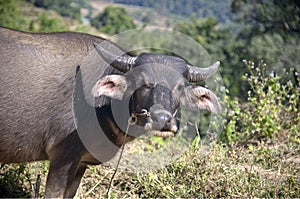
left=92, top=42, right=221, bottom=138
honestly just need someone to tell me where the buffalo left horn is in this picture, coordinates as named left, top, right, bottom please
left=187, top=61, right=220, bottom=82
left=93, top=42, right=137, bottom=73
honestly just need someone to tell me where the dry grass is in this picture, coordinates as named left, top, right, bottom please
left=2, top=129, right=297, bottom=198
left=76, top=132, right=299, bottom=198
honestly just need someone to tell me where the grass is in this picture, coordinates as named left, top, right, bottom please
left=80, top=131, right=299, bottom=198
left=1, top=129, right=298, bottom=198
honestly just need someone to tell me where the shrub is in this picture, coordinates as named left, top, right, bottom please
left=221, top=60, right=299, bottom=144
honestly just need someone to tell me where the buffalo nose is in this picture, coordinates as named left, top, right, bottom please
left=151, top=111, right=174, bottom=130
left=151, top=111, right=171, bottom=123
left=158, top=114, right=172, bottom=123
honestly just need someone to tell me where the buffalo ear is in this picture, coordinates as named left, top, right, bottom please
left=181, top=86, right=222, bottom=114
left=92, top=75, right=127, bottom=100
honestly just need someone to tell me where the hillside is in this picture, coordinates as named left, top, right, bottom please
left=89, top=0, right=171, bottom=28
left=1, top=0, right=105, bottom=37
left=105, top=0, right=235, bottom=25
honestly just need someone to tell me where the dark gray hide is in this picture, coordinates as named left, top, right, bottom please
left=0, top=27, right=221, bottom=197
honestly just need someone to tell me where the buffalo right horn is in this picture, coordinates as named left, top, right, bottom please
left=93, top=42, right=137, bottom=73
left=187, top=61, right=220, bottom=82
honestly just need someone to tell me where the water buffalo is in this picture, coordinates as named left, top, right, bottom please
left=0, top=27, right=221, bottom=197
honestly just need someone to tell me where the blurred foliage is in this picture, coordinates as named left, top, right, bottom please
left=110, top=0, right=235, bottom=24
left=173, top=0, right=300, bottom=99
left=173, top=17, right=248, bottom=97
left=232, top=0, right=300, bottom=98
left=0, top=0, right=68, bottom=32
left=231, top=0, right=300, bottom=35
left=27, top=0, right=83, bottom=20
left=34, top=13, right=67, bottom=32
left=91, top=6, right=136, bottom=35
left=0, top=0, right=28, bottom=31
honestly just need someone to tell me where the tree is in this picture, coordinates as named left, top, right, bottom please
left=231, top=0, right=300, bottom=35
left=174, top=17, right=249, bottom=98
left=28, top=0, right=81, bottom=20
left=36, top=13, right=66, bottom=32
left=231, top=0, right=300, bottom=87
left=173, top=0, right=300, bottom=99
left=91, top=6, right=136, bottom=35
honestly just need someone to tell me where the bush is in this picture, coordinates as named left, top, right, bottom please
left=220, top=60, right=299, bottom=144
left=35, top=13, right=66, bottom=32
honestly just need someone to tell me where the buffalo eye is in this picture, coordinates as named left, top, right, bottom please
left=173, top=84, right=184, bottom=95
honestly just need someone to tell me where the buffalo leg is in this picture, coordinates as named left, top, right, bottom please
left=64, top=163, right=87, bottom=197
left=44, top=133, right=85, bottom=198
left=45, top=154, right=82, bottom=197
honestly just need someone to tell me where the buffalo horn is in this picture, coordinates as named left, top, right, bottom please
left=187, top=61, right=220, bottom=82
left=93, top=42, right=137, bottom=73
